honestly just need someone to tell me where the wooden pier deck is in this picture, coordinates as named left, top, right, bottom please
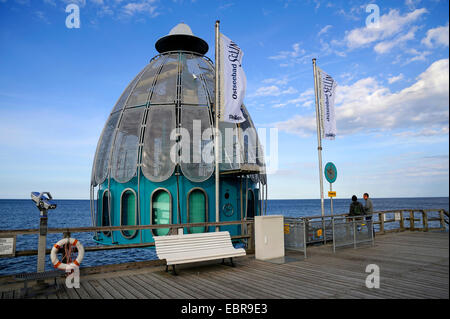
left=1, top=231, right=448, bottom=299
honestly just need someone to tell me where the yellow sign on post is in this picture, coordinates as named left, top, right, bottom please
left=328, top=191, right=336, bottom=197
left=284, top=224, right=290, bottom=234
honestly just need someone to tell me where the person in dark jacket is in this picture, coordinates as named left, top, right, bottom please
left=349, top=195, right=364, bottom=217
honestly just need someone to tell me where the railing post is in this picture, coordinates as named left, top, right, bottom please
left=303, top=220, right=307, bottom=259
left=399, top=211, right=405, bottom=231
left=37, top=210, right=48, bottom=273
left=422, top=210, right=428, bottom=232
left=247, top=222, right=254, bottom=252
left=409, top=210, right=415, bottom=231
left=378, top=212, right=384, bottom=234
left=439, top=210, right=446, bottom=230
left=353, top=217, right=357, bottom=249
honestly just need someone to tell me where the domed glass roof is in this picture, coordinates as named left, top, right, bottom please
left=91, top=25, right=265, bottom=187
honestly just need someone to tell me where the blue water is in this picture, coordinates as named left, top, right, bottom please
left=0, top=197, right=448, bottom=276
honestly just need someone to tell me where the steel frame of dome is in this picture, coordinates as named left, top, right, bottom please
left=90, top=40, right=267, bottom=246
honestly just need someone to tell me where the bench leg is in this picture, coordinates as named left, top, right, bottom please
left=221, top=258, right=236, bottom=268
left=165, top=265, right=168, bottom=273
left=171, top=265, right=178, bottom=276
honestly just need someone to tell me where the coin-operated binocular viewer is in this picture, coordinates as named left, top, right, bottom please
left=31, top=192, right=57, bottom=272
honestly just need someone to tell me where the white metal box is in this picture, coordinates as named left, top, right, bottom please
left=255, top=215, right=285, bottom=260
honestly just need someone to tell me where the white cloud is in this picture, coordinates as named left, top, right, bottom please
left=272, top=88, right=314, bottom=108
left=122, top=1, right=158, bottom=17
left=374, top=27, right=417, bottom=54
left=422, top=23, right=449, bottom=48
left=318, top=25, right=332, bottom=36
left=388, top=74, right=404, bottom=84
left=273, top=59, right=449, bottom=136
left=250, top=85, right=298, bottom=98
left=269, top=43, right=305, bottom=60
left=402, top=48, right=432, bottom=65
left=344, top=8, right=427, bottom=50
left=35, top=10, right=50, bottom=24
left=405, top=0, right=421, bottom=10
left=43, top=0, right=56, bottom=6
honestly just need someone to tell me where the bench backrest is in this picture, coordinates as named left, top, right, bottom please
left=154, top=231, right=235, bottom=256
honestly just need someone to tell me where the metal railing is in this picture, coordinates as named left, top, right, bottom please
left=0, top=220, right=254, bottom=258
left=284, top=208, right=448, bottom=255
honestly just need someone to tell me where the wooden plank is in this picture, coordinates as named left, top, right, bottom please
left=113, top=276, right=150, bottom=299
left=88, top=279, right=114, bottom=299
left=133, top=274, right=173, bottom=299
left=93, top=278, right=126, bottom=299
left=124, top=275, right=161, bottom=299
left=180, top=271, right=252, bottom=299
left=141, top=273, right=196, bottom=299
left=80, top=280, right=104, bottom=299
left=101, top=277, right=136, bottom=299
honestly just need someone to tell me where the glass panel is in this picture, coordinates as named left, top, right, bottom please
left=126, top=56, right=165, bottom=108
left=101, top=191, right=111, bottom=236
left=239, top=105, right=261, bottom=166
left=197, top=58, right=215, bottom=104
left=150, top=54, right=178, bottom=104
left=220, top=121, right=241, bottom=171
left=152, top=190, right=171, bottom=236
left=111, top=108, right=144, bottom=183
left=94, top=112, right=120, bottom=185
left=121, top=190, right=136, bottom=237
left=189, top=190, right=206, bottom=233
left=181, top=54, right=208, bottom=105
left=180, top=105, right=214, bottom=182
left=111, top=68, right=146, bottom=114
left=142, top=105, right=176, bottom=182
left=247, top=190, right=255, bottom=218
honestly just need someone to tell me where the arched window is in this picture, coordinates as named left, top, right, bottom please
left=187, top=188, right=208, bottom=234
left=101, top=190, right=112, bottom=236
left=151, top=189, right=172, bottom=236
left=247, top=189, right=255, bottom=219
left=121, top=189, right=137, bottom=238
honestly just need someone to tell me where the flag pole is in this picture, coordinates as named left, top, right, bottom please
left=312, top=58, right=325, bottom=218
left=215, top=20, right=220, bottom=232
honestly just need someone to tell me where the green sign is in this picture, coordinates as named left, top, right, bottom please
left=324, top=162, right=337, bottom=183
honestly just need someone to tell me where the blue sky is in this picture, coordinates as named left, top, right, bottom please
left=0, top=0, right=448, bottom=199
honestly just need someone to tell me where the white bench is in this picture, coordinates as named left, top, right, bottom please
left=154, top=231, right=246, bottom=275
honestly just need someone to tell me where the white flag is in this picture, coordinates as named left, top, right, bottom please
left=219, top=33, right=246, bottom=123
left=317, top=67, right=337, bottom=140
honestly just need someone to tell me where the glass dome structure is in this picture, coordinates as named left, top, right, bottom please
left=90, top=23, right=266, bottom=245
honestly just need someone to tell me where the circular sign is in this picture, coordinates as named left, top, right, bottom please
left=222, top=203, right=234, bottom=217
left=324, top=162, right=337, bottom=183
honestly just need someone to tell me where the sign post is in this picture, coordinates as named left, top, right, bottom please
left=324, top=162, right=337, bottom=216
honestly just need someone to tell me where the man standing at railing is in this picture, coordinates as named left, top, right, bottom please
left=363, top=193, right=374, bottom=237
left=363, top=193, right=373, bottom=216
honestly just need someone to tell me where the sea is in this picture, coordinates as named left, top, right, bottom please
left=0, top=197, right=448, bottom=276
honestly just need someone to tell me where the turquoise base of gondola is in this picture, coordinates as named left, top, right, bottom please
left=94, top=173, right=259, bottom=245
